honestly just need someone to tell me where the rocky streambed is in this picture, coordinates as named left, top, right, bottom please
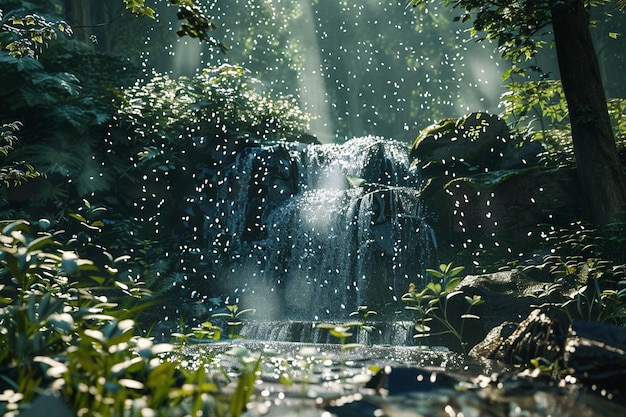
left=181, top=339, right=625, bottom=417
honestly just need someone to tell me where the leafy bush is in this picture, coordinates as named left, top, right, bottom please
left=116, top=63, right=311, bottom=146
left=0, top=218, right=146, bottom=413
left=0, top=6, right=72, bottom=58
left=0, top=41, right=139, bottom=217
left=524, top=221, right=626, bottom=326
left=0, top=218, right=255, bottom=416
left=0, top=121, right=40, bottom=190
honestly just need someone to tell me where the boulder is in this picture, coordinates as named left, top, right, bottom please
left=470, top=306, right=626, bottom=390
left=410, top=112, right=541, bottom=178
left=456, top=271, right=549, bottom=330
left=469, top=307, right=569, bottom=364
left=564, top=319, right=626, bottom=387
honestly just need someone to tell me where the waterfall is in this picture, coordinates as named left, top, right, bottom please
left=195, top=136, right=436, bottom=321
left=238, top=320, right=416, bottom=345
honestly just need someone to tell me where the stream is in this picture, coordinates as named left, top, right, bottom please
left=179, top=339, right=626, bottom=417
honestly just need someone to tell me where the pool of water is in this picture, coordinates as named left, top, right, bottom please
left=180, top=340, right=625, bottom=417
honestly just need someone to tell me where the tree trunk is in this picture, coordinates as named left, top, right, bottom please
left=62, top=0, right=93, bottom=45
left=551, top=0, right=626, bottom=225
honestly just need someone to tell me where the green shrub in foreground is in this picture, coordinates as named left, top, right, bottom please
left=0, top=219, right=234, bottom=416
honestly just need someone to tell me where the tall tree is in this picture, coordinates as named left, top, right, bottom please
left=410, top=0, right=626, bottom=226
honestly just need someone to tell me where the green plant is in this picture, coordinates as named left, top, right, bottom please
left=608, top=98, right=626, bottom=143
left=172, top=320, right=222, bottom=347
left=316, top=306, right=378, bottom=349
left=526, top=356, right=568, bottom=380
left=499, top=80, right=575, bottom=165
left=0, top=41, right=135, bottom=219
left=211, top=304, right=255, bottom=339
left=500, top=80, right=626, bottom=169
left=0, top=121, right=40, bottom=189
left=346, top=305, right=377, bottom=343
left=402, top=263, right=483, bottom=354
left=0, top=218, right=150, bottom=414
left=315, top=306, right=378, bottom=351
left=522, top=221, right=626, bottom=327
left=317, top=323, right=360, bottom=350
left=116, top=64, right=311, bottom=146
left=0, top=8, right=72, bottom=58
left=529, top=256, right=626, bottom=326
left=0, top=218, right=268, bottom=416
left=223, top=346, right=265, bottom=417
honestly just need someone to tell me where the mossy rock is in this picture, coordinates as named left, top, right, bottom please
left=410, top=112, right=540, bottom=179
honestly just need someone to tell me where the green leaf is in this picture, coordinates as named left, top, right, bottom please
left=2, top=219, right=30, bottom=235
left=444, top=277, right=462, bottom=292
left=226, top=346, right=250, bottom=358
left=449, top=266, right=465, bottom=277
left=114, top=255, right=131, bottom=263
left=446, top=290, right=463, bottom=300
left=68, top=213, right=87, bottom=223
left=48, top=313, right=74, bottom=333
left=426, top=268, right=444, bottom=279
left=468, top=295, right=484, bottom=306
left=426, top=282, right=442, bottom=294
left=111, top=357, right=144, bottom=377
left=123, top=0, right=155, bottom=18
left=118, top=378, right=145, bottom=390
left=347, top=174, right=367, bottom=188
left=341, top=343, right=362, bottom=350
left=330, top=328, right=352, bottom=338
left=26, top=235, right=53, bottom=251
left=414, top=323, right=431, bottom=333
left=83, top=329, right=107, bottom=345
left=235, top=308, right=256, bottom=317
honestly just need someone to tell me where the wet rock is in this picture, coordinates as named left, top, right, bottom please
left=471, top=307, right=626, bottom=402
left=468, top=321, right=519, bottom=359
left=326, top=367, right=461, bottom=417
left=469, top=307, right=569, bottom=365
left=410, top=112, right=541, bottom=177
left=240, top=144, right=300, bottom=242
left=564, top=319, right=626, bottom=387
left=365, top=366, right=458, bottom=395
left=422, top=164, right=583, bottom=267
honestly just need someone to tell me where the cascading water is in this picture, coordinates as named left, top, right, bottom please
left=194, top=136, right=436, bottom=322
